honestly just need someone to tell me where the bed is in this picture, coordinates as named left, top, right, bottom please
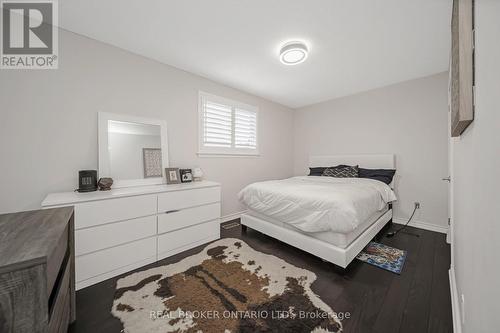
left=238, top=154, right=397, bottom=268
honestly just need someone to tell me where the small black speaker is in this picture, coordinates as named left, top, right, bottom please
left=78, top=170, right=97, bottom=192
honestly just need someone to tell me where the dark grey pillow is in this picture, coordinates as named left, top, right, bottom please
left=308, top=167, right=327, bottom=176
left=309, top=165, right=353, bottom=176
left=322, top=165, right=359, bottom=178
left=358, top=168, right=396, bottom=185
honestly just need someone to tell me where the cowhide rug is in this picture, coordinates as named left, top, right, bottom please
left=111, top=238, right=342, bottom=333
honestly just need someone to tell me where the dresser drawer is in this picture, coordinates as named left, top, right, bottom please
left=158, top=203, right=220, bottom=234
left=157, top=187, right=220, bottom=213
left=157, top=219, right=220, bottom=260
left=74, top=195, right=157, bottom=229
left=48, top=257, right=70, bottom=333
left=75, top=237, right=156, bottom=283
left=46, top=224, right=68, bottom=296
left=56, top=301, right=71, bottom=333
left=75, top=215, right=157, bottom=256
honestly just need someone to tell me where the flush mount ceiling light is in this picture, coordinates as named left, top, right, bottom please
left=279, top=41, right=308, bottom=65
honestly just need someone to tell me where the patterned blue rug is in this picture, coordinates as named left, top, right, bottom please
left=356, top=242, right=407, bottom=274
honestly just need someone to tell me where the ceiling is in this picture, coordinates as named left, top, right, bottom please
left=59, top=0, right=452, bottom=108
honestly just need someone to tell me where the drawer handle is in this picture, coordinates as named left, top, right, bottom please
left=165, top=210, right=180, bottom=214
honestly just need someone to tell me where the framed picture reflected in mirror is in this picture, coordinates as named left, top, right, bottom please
left=143, top=148, right=162, bottom=178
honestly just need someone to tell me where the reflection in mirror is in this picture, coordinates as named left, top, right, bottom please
left=107, top=120, right=162, bottom=180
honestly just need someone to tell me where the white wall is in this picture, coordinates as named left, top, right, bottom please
left=451, top=1, right=500, bottom=331
left=0, top=29, right=294, bottom=216
left=0, top=26, right=452, bottom=233
left=294, top=73, right=449, bottom=230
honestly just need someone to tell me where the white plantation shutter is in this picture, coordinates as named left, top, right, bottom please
left=202, top=100, right=232, bottom=147
left=199, top=92, right=258, bottom=155
left=234, top=108, right=257, bottom=149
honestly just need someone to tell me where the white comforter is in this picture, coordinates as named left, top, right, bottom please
left=238, top=176, right=396, bottom=234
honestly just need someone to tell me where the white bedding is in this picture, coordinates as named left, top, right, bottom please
left=238, top=176, right=396, bottom=234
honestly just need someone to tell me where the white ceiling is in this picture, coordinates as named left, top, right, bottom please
left=59, top=0, right=452, bottom=108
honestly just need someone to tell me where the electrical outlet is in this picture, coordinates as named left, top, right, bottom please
left=414, top=202, right=420, bottom=209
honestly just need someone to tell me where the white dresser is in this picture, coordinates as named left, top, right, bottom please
left=42, top=181, right=221, bottom=290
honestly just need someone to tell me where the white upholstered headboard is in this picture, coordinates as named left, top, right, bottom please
left=309, top=154, right=395, bottom=169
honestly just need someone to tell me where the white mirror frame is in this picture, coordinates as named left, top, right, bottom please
left=98, top=112, right=169, bottom=188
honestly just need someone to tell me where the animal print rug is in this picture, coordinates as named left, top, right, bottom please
left=111, top=238, right=343, bottom=332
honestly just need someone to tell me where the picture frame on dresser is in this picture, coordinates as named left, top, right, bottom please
left=165, top=167, right=181, bottom=184
left=180, top=169, right=193, bottom=183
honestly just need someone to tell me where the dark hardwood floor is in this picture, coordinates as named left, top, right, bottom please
left=69, top=220, right=452, bottom=333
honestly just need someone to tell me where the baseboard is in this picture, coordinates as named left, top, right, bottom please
left=393, top=218, right=448, bottom=234
left=221, top=210, right=248, bottom=223
left=449, top=267, right=462, bottom=333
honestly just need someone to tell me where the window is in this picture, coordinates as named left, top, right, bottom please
left=199, top=92, right=258, bottom=156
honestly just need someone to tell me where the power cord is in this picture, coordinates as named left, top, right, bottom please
left=386, top=205, right=418, bottom=238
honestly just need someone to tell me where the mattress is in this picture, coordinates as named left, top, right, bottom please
left=238, top=176, right=396, bottom=234
left=247, top=206, right=389, bottom=249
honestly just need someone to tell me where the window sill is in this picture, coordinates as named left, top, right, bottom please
left=197, top=151, right=261, bottom=158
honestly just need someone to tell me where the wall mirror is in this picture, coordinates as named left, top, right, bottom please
left=98, top=112, right=169, bottom=188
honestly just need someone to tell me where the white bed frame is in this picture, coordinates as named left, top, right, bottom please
left=240, top=154, right=395, bottom=268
